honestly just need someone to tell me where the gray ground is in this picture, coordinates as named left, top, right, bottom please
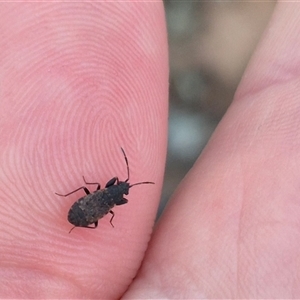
left=160, top=1, right=276, bottom=216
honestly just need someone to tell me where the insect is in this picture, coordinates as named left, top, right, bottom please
left=55, top=148, right=154, bottom=233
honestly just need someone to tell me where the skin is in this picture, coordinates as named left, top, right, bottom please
left=1, top=1, right=300, bottom=299
left=0, top=2, right=167, bottom=298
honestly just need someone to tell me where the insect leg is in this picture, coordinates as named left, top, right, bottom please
left=55, top=186, right=90, bottom=197
left=69, top=226, right=76, bottom=233
left=86, top=221, right=98, bottom=229
left=109, top=210, right=115, bottom=227
left=105, top=177, right=118, bottom=187
left=83, top=176, right=101, bottom=190
left=116, top=198, right=128, bottom=206
left=68, top=221, right=98, bottom=234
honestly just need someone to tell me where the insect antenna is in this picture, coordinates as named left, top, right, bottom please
left=120, top=147, right=155, bottom=187
left=130, top=181, right=155, bottom=188
left=120, top=147, right=130, bottom=182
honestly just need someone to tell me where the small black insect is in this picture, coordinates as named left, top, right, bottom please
left=55, top=148, right=154, bottom=233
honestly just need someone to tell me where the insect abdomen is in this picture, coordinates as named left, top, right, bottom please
left=68, top=192, right=115, bottom=227
left=68, top=202, right=89, bottom=226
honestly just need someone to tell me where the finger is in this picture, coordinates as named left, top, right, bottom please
left=124, top=3, right=300, bottom=299
left=0, top=2, right=167, bottom=298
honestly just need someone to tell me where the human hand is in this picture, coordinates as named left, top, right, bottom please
left=2, top=2, right=299, bottom=299
left=125, top=2, right=300, bottom=299
left=0, top=2, right=167, bottom=298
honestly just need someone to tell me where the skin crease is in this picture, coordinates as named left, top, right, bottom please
left=0, top=2, right=167, bottom=299
left=2, top=2, right=300, bottom=300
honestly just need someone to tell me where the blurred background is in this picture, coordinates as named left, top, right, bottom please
left=159, top=1, right=277, bottom=215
